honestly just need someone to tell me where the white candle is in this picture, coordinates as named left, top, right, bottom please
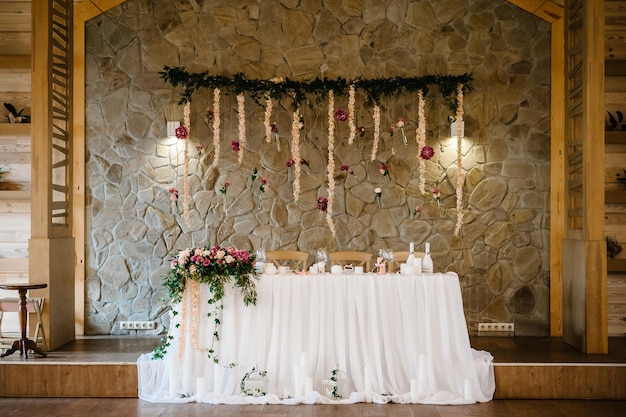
left=464, top=378, right=473, bottom=401
left=410, top=378, right=419, bottom=403
left=304, top=376, right=314, bottom=394
left=294, top=366, right=302, bottom=396
left=214, top=364, right=222, bottom=394
left=410, top=242, right=414, bottom=253
left=169, top=359, right=178, bottom=398
left=364, top=366, right=372, bottom=403
left=300, top=352, right=309, bottom=379
left=196, top=377, right=206, bottom=401
left=418, top=354, right=427, bottom=393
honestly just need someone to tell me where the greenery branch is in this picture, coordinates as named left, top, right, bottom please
left=159, top=66, right=472, bottom=113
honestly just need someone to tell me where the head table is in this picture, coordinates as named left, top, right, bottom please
left=137, top=272, right=495, bottom=405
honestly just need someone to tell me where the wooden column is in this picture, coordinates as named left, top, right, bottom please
left=30, top=0, right=75, bottom=350
left=562, top=0, right=607, bottom=354
left=550, top=17, right=565, bottom=337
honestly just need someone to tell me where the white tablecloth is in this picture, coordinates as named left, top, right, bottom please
left=137, top=272, right=494, bottom=404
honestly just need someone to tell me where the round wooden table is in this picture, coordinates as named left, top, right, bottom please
left=0, top=283, right=47, bottom=358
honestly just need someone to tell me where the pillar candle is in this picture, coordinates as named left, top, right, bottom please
left=464, top=378, right=473, bottom=401
left=294, top=366, right=302, bottom=396
left=196, top=377, right=206, bottom=401
left=169, top=359, right=178, bottom=398
left=364, top=366, right=373, bottom=403
left=214, top=364, right=223, bottom=394
left=410, top=378, right=419, bottom=403
left=418, top=354, right=427, bottom=393
left=305, top=376, right=314, bottom=394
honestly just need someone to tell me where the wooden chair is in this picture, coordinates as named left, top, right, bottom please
left=265, top=250, right=309, bottom=271
left=389, top=251, right=425, bottom=272
left=328, top=251, right=373, bottom=272
left=0, top=297, right=47, bottom=351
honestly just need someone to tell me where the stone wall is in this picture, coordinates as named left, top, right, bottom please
left=84, top=0, right=551, bottom=336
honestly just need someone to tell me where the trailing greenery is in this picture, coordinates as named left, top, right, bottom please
left=152, top=246, right=259, bottom=361
left=159, top=66, right=473, bottom=112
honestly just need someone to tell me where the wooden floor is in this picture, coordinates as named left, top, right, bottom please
left=1, top=336, right=626, bottom=403
left=0, top=398, right=624, bottom=417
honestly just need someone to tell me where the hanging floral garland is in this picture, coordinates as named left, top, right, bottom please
left=417, top=89, right=427, bottom=194
left=291, top=107, right=302, bottom=201
left=181, top=103, right=191, bottom=226
left=264, top=95, right=272, bottom=144
left=236, top=93, right=246, bottom=164
left=454, top=83, right=465, bottom=236
left=326, top=90, right=337, bottom=238
left=370, top=104, right=381, bottom=161
left=212, top=88, right=221, bottom=167
left=347, top=84, right=356, bottom=144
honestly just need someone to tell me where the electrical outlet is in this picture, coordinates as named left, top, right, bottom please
left=478, top=322, right=514, bottom=334
left=119, top=321, right=157, bottom=330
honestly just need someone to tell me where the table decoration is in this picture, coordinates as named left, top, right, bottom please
left=240, top=366, right=268, bottom=397
left=152, top=245, right=259, bottom=363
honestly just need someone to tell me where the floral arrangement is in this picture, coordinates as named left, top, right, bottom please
left=412, top=205, right=422, bottom=218
left=379, top=164, right=389, bottom=180
left=387, top=125, right=396, bottom=154
left=231, top=140, right=240, bottom=152
left=258, top=177, right=267, bottom=209
left=240, top=366, right=268, bottom=397
left=340, top=164, right=356, bottom=180
left=196, top=144, right=206, bottom=158
left=432, top=188, right=443, bottom=216
left=153, top=245, right=259, bottom=361
left=219, top=182, right=229, bottom=213
left=169, top=187, right=179, bottom=210
left=164, top=245, right=258, bottom=305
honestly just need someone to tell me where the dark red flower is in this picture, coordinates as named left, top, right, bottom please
left=420, top=145, right=435, bottom=160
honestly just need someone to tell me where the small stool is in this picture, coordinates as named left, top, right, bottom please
left=0, top=283, right=47, bottom=358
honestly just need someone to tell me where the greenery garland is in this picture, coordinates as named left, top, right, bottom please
left=160, top=66, right=472, bottom=113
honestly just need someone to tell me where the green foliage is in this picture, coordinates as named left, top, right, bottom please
left=159, top=66, right=472, bottom=113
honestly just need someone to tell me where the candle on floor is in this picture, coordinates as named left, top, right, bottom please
left=214, top=364, right=223, bottom=394
left=364, top=366, right=373, bottom=403
left=464, top=378, right=473, bottom=401
left=294, top=366, right=302, bottom=396
left=304, top=376, right=314, bottom=394
left=418, top=354, right=427, bottom=393
left=169, top=359, right=178, bottom=398
left=410, top=378, right=419, bottom=403
left=196, top=376, right=206, bottom=401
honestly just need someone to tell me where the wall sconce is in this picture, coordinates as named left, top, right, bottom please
left=450, top=120, right=464, bottom=138
left=167, top=121, right=180, bottom=138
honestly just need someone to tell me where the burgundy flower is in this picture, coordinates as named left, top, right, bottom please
left=286, top=158, right=295, bottom=168
left=334, top=109, right=348, bottom=122
left=231, top=140, right=240, bottom=151
left=420, top=145, right=435, bottom=160
left=175, top=125, right=189, bottom=140
left=271, top=122, right=278, bottom=133
left=317, top=196, right=329, bottom=212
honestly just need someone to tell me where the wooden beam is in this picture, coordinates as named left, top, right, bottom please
left=550, top=17, right=565, bottom=337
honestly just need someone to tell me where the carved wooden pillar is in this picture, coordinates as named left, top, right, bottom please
left=30, top=0, right=75, bottom=349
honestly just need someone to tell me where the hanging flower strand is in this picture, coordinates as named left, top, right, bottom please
left=264, top=95, right=273, bottom=143
left=180, top=102, right=191, bottom=226
left=212, top=88, right=221, bottom=167
left=417, top=89, right=427, bottom=194
left=371, top=104, right=381, bottom=161
left=454, top=83, right=465, bottom=236
left=291, top=108, right=302, bottom=201
left=236, top=92, right=246, bottom=164
left=326, top=90, right=337, bottom=238
left=348, top=84, right=356, bottom=144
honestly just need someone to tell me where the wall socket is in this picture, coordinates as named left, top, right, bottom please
left=119, top=321, right=157, bottom=330
left=478, top=322, right=514, bottom=334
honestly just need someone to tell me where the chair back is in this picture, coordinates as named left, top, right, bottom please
left=389, top=251, right=425, bottom=272
left=265, top=250, right=309, bottom=271
left=0, top=297, right=47, bottom=351
left=328, top=251, right=373, bottom=272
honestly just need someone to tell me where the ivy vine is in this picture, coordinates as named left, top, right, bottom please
left=159, top=66, right=472, bottom=113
